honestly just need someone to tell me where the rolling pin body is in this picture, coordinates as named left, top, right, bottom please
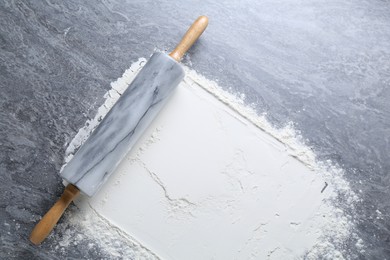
left=61, top=52, right=184, bottom=196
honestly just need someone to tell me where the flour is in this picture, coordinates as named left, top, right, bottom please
left=52, top=202, right=158, bottom=259
left=61, top=57, right=362, bottom=259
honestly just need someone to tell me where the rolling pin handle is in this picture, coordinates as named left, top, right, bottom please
left=169, top=15, right=208, bottom=62
left=29, top=184, right=80, bottom=245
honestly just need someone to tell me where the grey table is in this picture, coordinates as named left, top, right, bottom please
left=1, top=0, right=389, bottom=259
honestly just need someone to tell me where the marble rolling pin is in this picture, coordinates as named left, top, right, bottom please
left=30, top=16, right=208, bottom=245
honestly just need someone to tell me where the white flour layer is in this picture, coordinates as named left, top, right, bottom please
left=62, top=58, right=361, bottom=259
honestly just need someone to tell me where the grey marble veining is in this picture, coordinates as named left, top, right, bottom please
left=61, top=52, right=184, bottom=196
left=1, top=0, right=390, bottom=259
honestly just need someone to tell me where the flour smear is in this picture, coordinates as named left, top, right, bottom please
left=60, top=56, right=363, bottom=259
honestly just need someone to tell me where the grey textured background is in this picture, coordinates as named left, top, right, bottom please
left=1, top=0, right=389, bottom=259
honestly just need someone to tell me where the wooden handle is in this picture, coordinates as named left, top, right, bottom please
left=169, top=15, right=208, bottom=62
left=30, top=184, right=80, bottom=245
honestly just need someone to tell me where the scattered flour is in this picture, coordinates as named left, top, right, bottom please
left=60, top=57, right=362, bottom=259
left=53, top=202, right=159, bottom=259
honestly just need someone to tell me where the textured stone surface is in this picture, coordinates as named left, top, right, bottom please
left=0, top=0, right=389, bottom=259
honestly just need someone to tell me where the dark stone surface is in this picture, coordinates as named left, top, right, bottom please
left=1, top=0, right=389, bottom=259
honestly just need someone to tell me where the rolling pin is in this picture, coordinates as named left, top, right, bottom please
left=30, top=15, right=208, bottom=245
